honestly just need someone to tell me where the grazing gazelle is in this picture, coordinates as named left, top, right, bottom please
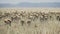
left=56, top=16, right=60, bottom=21
left=40, top=14, right=48, bottom=21
left=27, top=20, right=31, bottom=26
left=20, top=20, right=25, bottom=26
left=4, top=19, right=11, bottom=26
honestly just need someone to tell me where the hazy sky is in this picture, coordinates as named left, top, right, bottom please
left=0, top=0, right=60, bottom=4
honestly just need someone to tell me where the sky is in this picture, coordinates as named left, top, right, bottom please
left=0, top=0, right=60, bottom=4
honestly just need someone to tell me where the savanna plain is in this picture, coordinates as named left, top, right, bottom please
left=0, top=8, right=60, bottom=34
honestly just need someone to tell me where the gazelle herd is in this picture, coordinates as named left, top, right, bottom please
left=0, top=8, right=60, bottom=34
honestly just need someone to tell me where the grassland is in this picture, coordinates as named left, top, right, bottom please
left=0, top=8, right=60, bottom=34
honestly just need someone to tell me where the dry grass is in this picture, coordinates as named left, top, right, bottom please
left=0, top=8, right=60, bottom=34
